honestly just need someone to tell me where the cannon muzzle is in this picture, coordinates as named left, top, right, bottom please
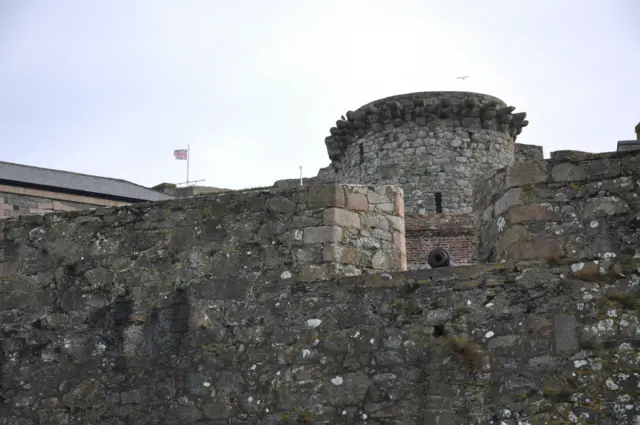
left=427, top=247, right=451, bottom=268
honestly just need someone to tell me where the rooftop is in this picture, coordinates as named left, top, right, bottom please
left=0, top=161, right=175, bottom=202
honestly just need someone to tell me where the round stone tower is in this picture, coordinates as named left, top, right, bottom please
left=321, top=91, right=528, bottom=215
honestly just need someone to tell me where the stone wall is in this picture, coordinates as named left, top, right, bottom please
left=1, top=250, right=639, bottom=424
left=0, top=183, right=128, bottom=219
left=316, top=165, right=338, bottom=183
left=0, top=183, right=405, bottom=284
left=151, top=183, right=229, bottom=197
left=474, top=151, right=640, bottom=263
left=514, top=143, right=544, bottom=162
left=405, top=214, right=476, bottom=266
left=550, top=150, right=600, bottom=161
left=272, top=178, right=319, bottom=189
left=321, top=91, right=529, bottom=215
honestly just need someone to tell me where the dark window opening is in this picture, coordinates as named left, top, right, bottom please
left=435, top=192, right=443, bottom=213
left=359, top=144, right=364, bottom=164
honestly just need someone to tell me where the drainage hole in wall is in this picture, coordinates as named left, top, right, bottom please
left=432, top=325, right=446, bottom=338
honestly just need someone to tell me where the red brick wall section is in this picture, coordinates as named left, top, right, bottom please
left=405, top=213, right=477, bottom=266
left=406, top=230, right=477, bottom=266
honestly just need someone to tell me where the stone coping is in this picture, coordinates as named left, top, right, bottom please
left=355, top=91, right=507, bottom=111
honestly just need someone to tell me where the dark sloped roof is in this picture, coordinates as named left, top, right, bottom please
left=0, top=161, right=174, bottom=202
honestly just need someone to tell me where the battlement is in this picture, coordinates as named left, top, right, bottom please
left=474, top=150, right=640, bottom=263
left=325, top=91, right=528, bottom=164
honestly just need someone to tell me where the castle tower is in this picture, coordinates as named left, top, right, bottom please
left=322, top=91, right=528, bottom=215
left=320, top=91, right=529, bottom=265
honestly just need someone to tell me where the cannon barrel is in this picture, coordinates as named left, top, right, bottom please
left=427, top=248, right=451, bottom=268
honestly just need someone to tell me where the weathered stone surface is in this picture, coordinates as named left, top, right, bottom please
left=551, top=162, right=588, bottom=182
left=303, top=225, right=343, bottom=243
left=553, top=314, right=579, bottom=353
left=507, top=203, right=555, bottom=223
left=475, top=151, right=640, bottom=263
left=0, top=249, right=638, bottom=424
left=321, top=92, right=525, bottom=216
left=0, top=184, right=405, bottom=286
left=514, top=143, right=544, bottom=162
left=494, top=188, right=522, bottom=216
left=505, top=160, right=549, bottom=188
left=345, top=191, right=369, bottom=211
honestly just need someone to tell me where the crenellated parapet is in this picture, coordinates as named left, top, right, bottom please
left=325, top=91, right=529, bottom=163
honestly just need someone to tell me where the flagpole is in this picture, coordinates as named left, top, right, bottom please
left=187, top=144, right=190, bottom=185
left=299, top=165, right=303, bottom=186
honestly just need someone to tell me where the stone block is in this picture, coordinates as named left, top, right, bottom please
left=345, top=191, right=369, bottom=211
left=387, top=215, right=404, bottom=232
left=322, top=244, right=341, bottom=262
left=299, top=263, right=335, bottom=281
left=323, top=208, right=361, bottom=228
left=372, top=202, right=395, bottom=214
left=505, top=161, right=548, bottom=188
left=583, top=196, right=630, bottom=218
left=0, top=184, right=24, bottom=194
left=367, top=190, right=391, bottom=204
left=37, top=201, right=54, bottom=210
left=550, top=162, right=587, bottom=182
left=52, top=201, right=77, bottom=211
left=487, top=334, right=520, bottom=350
left=370, top=228, right=392, bottom=241
left=497, top=225, right=533, bottom=251
left=394, top=191, right=404, bottom=217
left=569, top=261, right=602, bottom=281
left=508, top=236, right=565, bottom=262
left=266, top=195, right=297, bottom=213
left=323, top=244, right=369, bottom=266
left=291, top=246, right=322, bottom=264
left=514, top=143, right=544, bottom=161
left=393, top=231, right=405, bottom=254
left=290, top=214, right=322, bottom=228
left=580, top=157, right=622, bottom=181
left=494, top=188, right=522, bottom=215
left=553, top=314, right=579, bottom=353
left=620, top=152, right=640, bottom=174
left=22, top=188, right=45, bottom=197
left=360, top=213, right=389, bottom=230
left=507, top=203, right=555, bottom=224
left=308, top=184, right=345, bottom=208
left=371, top=251, right=389, bottom=269
left=303, top=226, right=343, bottom=244
left=550, top=150, right=593, bottom=161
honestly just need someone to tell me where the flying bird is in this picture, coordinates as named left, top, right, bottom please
left=456, top=76, right=470, bottom=80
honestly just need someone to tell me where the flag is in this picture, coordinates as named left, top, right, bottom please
left=174, top=149, right=188, bottom=160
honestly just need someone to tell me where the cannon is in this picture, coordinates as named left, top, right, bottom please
left=427, top=247, right=452, bottom=268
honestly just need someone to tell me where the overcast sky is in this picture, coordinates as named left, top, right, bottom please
left=1, top=1, right=638, bottom=190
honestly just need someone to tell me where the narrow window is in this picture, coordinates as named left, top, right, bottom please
left=435, top=192, right=442, bottom=213
left=359, top=143, right=364, bottom=164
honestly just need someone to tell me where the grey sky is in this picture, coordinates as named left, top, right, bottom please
left=1, top=1, right=638, bottom=190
